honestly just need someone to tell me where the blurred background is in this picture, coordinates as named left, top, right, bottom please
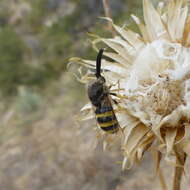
left=0, top=0, right=189, bottom=190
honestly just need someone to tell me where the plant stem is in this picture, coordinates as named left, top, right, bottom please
left=158, top=167, right=167, bottom=190
left=172, top=151, right=186, bottom=190
left=102, top=0, right=116, bottom=37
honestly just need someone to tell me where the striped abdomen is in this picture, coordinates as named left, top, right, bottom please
left=95, top=106, right=119, bottom=134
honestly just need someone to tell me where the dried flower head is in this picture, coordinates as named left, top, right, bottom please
left=70, top=0, right=190, bottom=188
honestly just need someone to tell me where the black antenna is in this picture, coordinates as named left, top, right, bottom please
left=95, top=48, right=104, bottom=78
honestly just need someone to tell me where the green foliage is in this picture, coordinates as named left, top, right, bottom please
left=41, top=16, right=74, bottom=70
left=40, top=2, right=100, bottom=72
left=0, top=26, right=56, bottom=95
left=0, top=0, right=144, bottom=97
left=15, top=86, right=43, bottom=114
left=26, top=0, right=52, bottom=32
left=0, top=26, right=27, bottom=94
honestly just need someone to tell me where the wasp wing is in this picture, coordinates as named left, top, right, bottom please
left=95, top=95, right=119, bottom=133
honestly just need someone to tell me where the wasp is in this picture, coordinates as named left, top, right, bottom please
left=87, top=49, right=120, bottom=134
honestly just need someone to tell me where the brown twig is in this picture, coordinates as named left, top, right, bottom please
left=102, top=0, right=116, bottom=37
left=172, top=150, right=186, bottom=190
left=158, top=167, right=167, bottom=190
left=152, top=150, right=167, bottom=190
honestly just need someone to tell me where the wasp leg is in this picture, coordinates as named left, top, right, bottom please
left=109, top=80, right=125, bottom=95
left=109, top=93, right=120, bottom=105
left=109, top=92, right=117, bottom=96
left=109, top=92, right=128, bottom=99
left=108, top=84, right=115, bottom=90
left=108, top=80, right=120, bottom=90
left=113, top=99, right=119, bottom=105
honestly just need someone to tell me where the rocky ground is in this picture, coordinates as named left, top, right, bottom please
left=0, top=73, right=189, bottom=190
left=0, top=1, right=189, bottom=190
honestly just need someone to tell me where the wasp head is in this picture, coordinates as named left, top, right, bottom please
left=87, top=49, right=106, bottom=107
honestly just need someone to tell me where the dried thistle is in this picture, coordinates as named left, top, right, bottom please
left=70, top=0, right=190, bottom=189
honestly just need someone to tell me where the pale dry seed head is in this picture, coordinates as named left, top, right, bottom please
left=71, top=0, right=190, bottom=171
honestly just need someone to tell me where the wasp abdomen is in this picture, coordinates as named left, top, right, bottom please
left=95, top=106, right=119, bottom=133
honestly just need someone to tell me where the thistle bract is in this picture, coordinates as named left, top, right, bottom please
left=71, top=0, right=190, bottom=180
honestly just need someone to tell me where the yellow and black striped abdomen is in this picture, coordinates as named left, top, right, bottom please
left=95, top=106, right=119, bottom=134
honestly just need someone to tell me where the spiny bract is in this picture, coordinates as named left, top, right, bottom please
left=71, top=0, right=190, bottom=171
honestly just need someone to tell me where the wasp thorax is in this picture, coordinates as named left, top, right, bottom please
left=87, top=76, right=106, bottom=107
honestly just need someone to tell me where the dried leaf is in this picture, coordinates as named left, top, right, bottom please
left=123, top=123, right=150, bottom=156
left=131, top=14, right=150, bottom=42
left=137, top=133, right=154, bottom=161
left=165, top=128, right=177, bottom=155
left=101, top=38, right=133, bottom=61
left=167, top=0, right=188, bottom=42
left=143, top=0, right=169, bottom=41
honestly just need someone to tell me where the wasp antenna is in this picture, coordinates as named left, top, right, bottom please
left=95, top=48, right=104, bottom=78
